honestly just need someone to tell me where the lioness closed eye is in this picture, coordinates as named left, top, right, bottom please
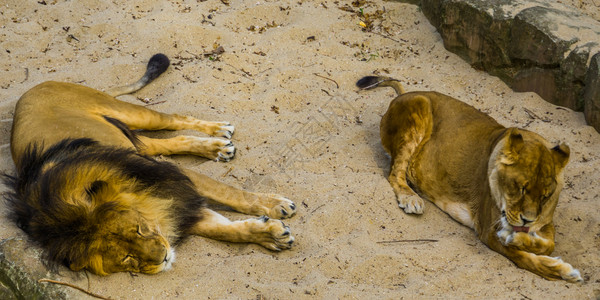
left=3, top=54, right=296, bottom=275
left=356, top=75, right=582, bottom=283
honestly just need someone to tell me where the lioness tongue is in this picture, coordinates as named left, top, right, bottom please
left=513, top=226, right=529, bottom=233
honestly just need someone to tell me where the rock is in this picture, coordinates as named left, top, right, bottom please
left=418, top=0, right=600, bottom=131
left=585, top=53, right=600, bottom=128
left=0, top=238, right=68, bottom=299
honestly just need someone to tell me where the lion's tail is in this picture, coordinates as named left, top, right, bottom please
left=105, top=53, right=170, bottom=97
left=356, top=76, right=405, bottom=96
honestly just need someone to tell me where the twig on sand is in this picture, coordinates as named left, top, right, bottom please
left=376, top=239, right=438, bottom=244
left=20, top=68, right=29, bottom=83
left=519, top=292, right=532, bottom=300
left=38, top=279, right=111, bottom=300
left=222, top=166, right=234, bottom=177
left=144, top=100, right=167, bottom=107
left=313, top=73, right=339, bottom=89
left=523, top=107, right=551, bottom=122
left=310, top=204, right=326, bottom=214
left=370, top=31, right=402, bottom=43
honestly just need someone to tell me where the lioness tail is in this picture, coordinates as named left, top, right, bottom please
left=106, top=53, right=170, bottom=97
left=356, top=76, right=405, bottom=95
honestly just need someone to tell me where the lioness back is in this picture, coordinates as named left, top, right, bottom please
left=358, top=75, right=582, bottom=283
left=401, top=91, right=506, bottom=213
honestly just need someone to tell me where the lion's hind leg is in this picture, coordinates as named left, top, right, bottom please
left=137, top=135, right=235, bottom=161
left=183, top=169, right=297, bottom=219
left=190, top=209, right=294, bottom=251
left=381, top=95, right=433, bottom=214
left=101, top=53, right=235, bottom=138
left=100, top=102, right=234, bottom=138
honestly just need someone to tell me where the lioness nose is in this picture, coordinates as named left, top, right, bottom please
left=520, top=215, right=534, bottom=225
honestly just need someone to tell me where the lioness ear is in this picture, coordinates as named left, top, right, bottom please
left=551, top=143, right=570, bottom=170
left=500, top=128, right=524, bottom=165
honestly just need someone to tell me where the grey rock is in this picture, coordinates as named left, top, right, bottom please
left=418, top=0, right=600, bottom=131
left=585, top=53, right=600, bottom=128
left=0, top=238, right=68, bottom=299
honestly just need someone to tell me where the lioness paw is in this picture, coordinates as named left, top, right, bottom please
left=252, top=216, right=294, bottom=251
left=549, top=256, right=584, bottom=283
left=565, top=268, right=583, bottom=283
left=505, top=232, right=530, bottom=250
left=398, top=194, right=424, bottom=214
left=497, top=228, right=512, bottom=245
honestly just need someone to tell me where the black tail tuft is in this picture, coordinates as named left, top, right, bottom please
left=356, top=76, right=383, bottom=90
left=144, top=53, right=170, bottom=82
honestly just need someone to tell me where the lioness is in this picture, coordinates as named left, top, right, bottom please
left=3, top=54, right=296, bottom=275
left=356, top=76, right=582, bottom=283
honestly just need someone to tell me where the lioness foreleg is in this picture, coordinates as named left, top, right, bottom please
left=505, top=250, right=582, bottom=283
left=488, top=232, right=582, bottom=282
left=183, top=169, right=297, bottom=219
left=190, top=208, right=294, bottom=251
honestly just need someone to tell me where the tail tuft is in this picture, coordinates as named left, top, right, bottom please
left=356, top=75, right=405, bottom=95
left=356, top=76, right=383, bottom=90
left=105, top=53, right=171, bottom=97
left=144, top=53, right=170, bottom=82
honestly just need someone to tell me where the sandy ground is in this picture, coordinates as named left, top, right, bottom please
left=567, top=0, right=600, bottom=21
left=1, top=0, right=599, bottom=299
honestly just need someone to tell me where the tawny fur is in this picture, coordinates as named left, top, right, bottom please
left=4, top=54, right=297, bottom=275
left=357, top=75, right=582, bottom=283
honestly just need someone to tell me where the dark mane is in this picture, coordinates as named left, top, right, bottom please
left=2, top=138, right=206, bottom=271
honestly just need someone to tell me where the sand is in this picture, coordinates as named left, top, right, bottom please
left=0, top=0, right=599, bottom=299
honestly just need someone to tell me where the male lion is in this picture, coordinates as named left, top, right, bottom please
left=3, top=54, right=296, bottom=275
left=356, top=76, right=582, bottom=283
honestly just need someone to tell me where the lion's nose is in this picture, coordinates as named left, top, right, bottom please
left=143, top=240, right=168, bottom=264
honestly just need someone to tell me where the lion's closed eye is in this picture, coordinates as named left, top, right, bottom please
left=137, top=225, right=143, bottom=237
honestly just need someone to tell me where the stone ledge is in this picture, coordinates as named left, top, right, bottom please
left=0, top=238, right=69, bottom=299
left=408, top=0, right=600, bottom=131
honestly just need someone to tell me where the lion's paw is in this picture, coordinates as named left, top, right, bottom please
left=257, top=194, right=297, bottom=219
left=192, top=138, right=234, bottom=162
left=251, top=216, right=294, bottom=251
left=214, top=122, right=235, bottom=139
left=398, top=194, right=424, bottom=214
left=214, top=140, right=236, bottom=162
left=183, top=136, right=235, bottom=161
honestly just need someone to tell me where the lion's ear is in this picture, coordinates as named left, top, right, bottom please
left=551, top=143, right=570, bottom=171
left=69, top=259, right=87, bottom=272
left=70, top=255, right=107, bottom=275
left=500, top=128, right=524, bottom=165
